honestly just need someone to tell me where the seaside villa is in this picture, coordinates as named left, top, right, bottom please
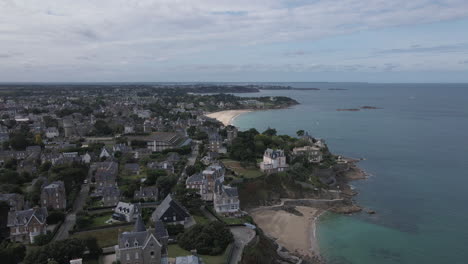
left=259, top=148, right=289, bottom=174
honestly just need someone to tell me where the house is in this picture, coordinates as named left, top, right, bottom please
left=134, top=186, right=159, bottom=201
left=208, top=133, right=225, bottom=153
left=81, top=152, right=92, bottom=164
left=124, top=125, right=135, bottom=134
left=151, top=194, right=190, bottom=225
left=41, top=181, right=67, bottom=210
left=147, top=161, right=175, bottom=174
left=92, top=161, right=119, bottom=189
left=292, top=145, right=323, bottom=163
left=113, top=143, right=132, bottom=154
left=113, top=202, right=140, bottom=222
left=7, top=207, right=48, bottom=243
left=99, top=146, right=112, bottom=159
left=124, top=163, right=140, bottom=175
left=259, top=148, right=289, bottom=173
left=200, top=163, right=225, bottom=200
left=213, top=180, right=240, bottom=216
left=226, top=126, right=238, bottom=143
left=45, top=127, right=59, bottom=139
left=0, top=193, right=24, bottom=211
left=100, top=186, right=121, bottom=207
left=115, top=215, right=168, bottom=264
left=185, top=173, right=208, bottom=199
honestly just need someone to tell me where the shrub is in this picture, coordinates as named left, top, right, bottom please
left=177, top=221, right=233, bottom=255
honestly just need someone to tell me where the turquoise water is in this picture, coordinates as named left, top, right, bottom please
left=233, top=83, right=468, bottom=264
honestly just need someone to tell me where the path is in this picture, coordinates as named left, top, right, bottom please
left=229, top=226, right=256, bottom=264
left=53, top=183, right=89, bottom=241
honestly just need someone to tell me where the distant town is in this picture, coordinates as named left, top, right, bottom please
left=0, top=84, right=363, bottom=264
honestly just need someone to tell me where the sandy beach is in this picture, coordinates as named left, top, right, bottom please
left=205, top=109, right=252, bottom=126
left=250, top=206, right=322, bottom=257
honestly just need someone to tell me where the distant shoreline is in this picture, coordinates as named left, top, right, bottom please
left=205, top=109, right=254, bottom=126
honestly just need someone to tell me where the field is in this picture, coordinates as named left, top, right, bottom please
left=71, top=225, right=133, bottom=248
left=221, top=159, right=263, bottom=178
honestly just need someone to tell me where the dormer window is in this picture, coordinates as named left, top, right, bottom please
left=134, top=241, right=138, bottom=247
left=125, top=241, right=129, bottom=247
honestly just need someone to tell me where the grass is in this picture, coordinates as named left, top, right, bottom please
left=193, top=214, right=211, bottom=225
left=89, top=212, right=113, bottom=227
left=71, top=225, right=133, bottom=248
left=168, top=244, right=229, bottom=264
left=221, top=159, right=263, bottom=178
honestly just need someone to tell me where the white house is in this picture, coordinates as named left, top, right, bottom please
left=113, top=202, right=140, bottom=222
left=45, top=127, right=59, bottom=139
left=259, top=148, right=289, bottom=173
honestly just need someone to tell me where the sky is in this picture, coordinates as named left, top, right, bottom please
left=1, top=0, right=468, bottom=83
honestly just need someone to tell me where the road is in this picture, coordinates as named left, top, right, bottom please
left=53, top=183, right=89, bottom=241
left=229, top=226, right=256, bottom=264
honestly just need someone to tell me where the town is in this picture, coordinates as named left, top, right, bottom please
left=0, top=84, right=361, bottom=264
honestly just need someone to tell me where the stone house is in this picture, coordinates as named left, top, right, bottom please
left=292, top=145, right=323, bottom=163
left=92, top=161, right=119, bottom=189
left=45, top=127, right=59, bottom=139
left=115, top=215, right=168, bottom=264
left=41, top=181, right=67, bottom=210
left=213, top=179, right=240, bottom=216
left=7, top=207, right=48, bottom=243
left=100, top=186, right=121, bottom=207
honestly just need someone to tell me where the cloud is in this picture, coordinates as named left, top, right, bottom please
left=377, top=43, right=468, bottom=54
left=1, top=0, right=468, bottom=80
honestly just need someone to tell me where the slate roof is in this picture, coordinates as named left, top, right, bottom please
left=7, top=207, right=48, bottom=227
left=186, top=173, right=204, bottom=184
left=152, top=194, right=190, bottom=221
left=154, top=220, right=169, bottom=240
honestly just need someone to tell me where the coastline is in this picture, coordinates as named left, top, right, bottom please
left=250, top=205, right=322, bottom=259
left=205, top=109, right=253, bottom=126
left=207, top=108, right=368, bottom=262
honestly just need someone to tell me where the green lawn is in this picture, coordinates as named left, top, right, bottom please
left=89, top=212, right=113, bottom=227
left=221, top=159, right=263, bottom=178
left=193, top=214, right=211, bottom=225
left=168, top=244, right=229, bottom=264
left=71, top=225, right=133, bottom=248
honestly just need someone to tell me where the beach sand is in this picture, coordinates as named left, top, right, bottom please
left=251, top=206, right=322, bottom=257
left=205, top=109, right=252, bottom=126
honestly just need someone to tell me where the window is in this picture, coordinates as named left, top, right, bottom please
left=134, top=241, right=138, bottom=247
left=126, top=253, right=130, bottom=260
left=150, top=251, right=155, bottom=258
left=135, top=252, right=139, bottom=259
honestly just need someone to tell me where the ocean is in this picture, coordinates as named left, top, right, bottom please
left=232, top=83, right=468, bottom=264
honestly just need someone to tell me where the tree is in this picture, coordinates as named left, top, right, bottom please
left=34, top=233, right=53, bottom=246
left=83, top=237, right=102, bottom=258
left=177, top=221, right=233, bottom=255
left=92, top=120, right=113, bottom=136
left=23, top=238, right=86, bottom=264
left=262, top=128, right=277, bottom=136
left=156, top=175, right=178, bottom=199
left=296, top=130, right=305, bottom=137
left=174, top=183, right=203, bottom=213
left=0, top=241, right=26, bottom=264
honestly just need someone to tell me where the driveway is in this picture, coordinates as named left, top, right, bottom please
left=53, top=183, right=89, bottom=241
left=229, top=226, right=256, bottom=264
